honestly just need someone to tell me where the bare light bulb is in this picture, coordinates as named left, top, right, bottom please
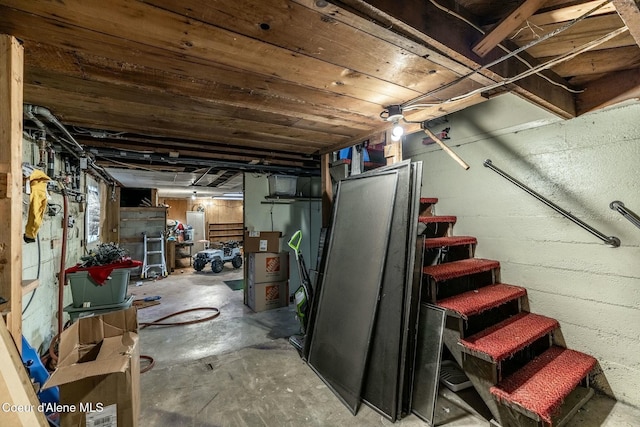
left=191, top=192, right=197, bottom=200
left=392, top=123, right=404, bottom=138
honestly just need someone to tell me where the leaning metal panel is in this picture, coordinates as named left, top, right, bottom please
left=308, top=171, right=399, bottom=415
left=398, top=160, right=424, bottom=417
left=411, top=303, right=446, bottom=426
left=358, top=160, right=415, bottom=421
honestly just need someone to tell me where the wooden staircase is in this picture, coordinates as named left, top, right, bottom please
left=418, top=197, right=597, bottom=427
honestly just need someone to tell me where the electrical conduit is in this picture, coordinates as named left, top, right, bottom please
left=57, top=185, right=69, bottom=336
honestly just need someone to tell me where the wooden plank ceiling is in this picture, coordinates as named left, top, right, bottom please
left=1, top=0, right=639, bottom=183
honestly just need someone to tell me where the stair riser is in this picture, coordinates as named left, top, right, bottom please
left=442, top=331, right=505, bottom=424
left=420, top=222, right=453, bottom=238
left=423, top=244, right=475, bottom=265
left=496, top=404, right=543, bottom=427
left=495, top=386, right=594, bottom=427
left=419, top=204, right=434, bottom=217
left=425, top=270, right=497, bottom=303
left=462, top=333, right=554, bottom=382
left=446, top=298, right=523, bottom=339
left=444, top=317, right=587, bottom=427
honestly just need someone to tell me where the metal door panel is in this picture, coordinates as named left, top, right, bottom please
left=411, top=303, right=446, bottom=425
left=357, top=160, right=418, bottom=420
left=308, top=171, right=398, bottom=414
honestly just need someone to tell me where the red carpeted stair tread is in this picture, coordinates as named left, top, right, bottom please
left=460, top=312, right=559, bottom=362
left=420, top=197, right=439, bottom=204
left=437, top=283, right=526, bottom=319
left=425, top=236, right=477, bottom=249
left=423, top=258, right=500, bottom=282
left=490, top=346, right=597, bottom=423
left=418, top=215, right=457, bottom=224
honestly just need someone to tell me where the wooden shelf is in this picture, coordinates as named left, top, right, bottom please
left=262, top=196, right=321, bottom=204
left=208, top=222, right=243, bottom=243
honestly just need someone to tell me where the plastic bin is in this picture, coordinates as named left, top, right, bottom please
left=268, top=175, right=298, bottom=196
left=68, top=268, right=131, bottom=308
left=63, top=295, right=134, bottom=323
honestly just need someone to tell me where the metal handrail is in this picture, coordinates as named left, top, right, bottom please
left=610, top=201, right=640, bottom=230
left=483, top=159, right=620, bottom=247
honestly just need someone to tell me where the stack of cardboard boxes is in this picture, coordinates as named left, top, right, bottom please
left=244, top=231, right=289, bottom=312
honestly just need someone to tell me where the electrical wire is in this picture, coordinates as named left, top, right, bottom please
left=22, top=233, right=41, bottom=314
left=403, top=0, right=613, bottom=110
left=402, top=25, right=628, bottom=113
left=71, top=126, right=126, bottom=138
left=99, top=156, right=165, bottom=172
left=270, top=204, right=275, bottom=231
left=426, top=0, right=607, bottom=92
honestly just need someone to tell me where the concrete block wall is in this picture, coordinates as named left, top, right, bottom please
left=20, top=137, right=95, bottom=354
left=403, top=95, right=640, bottom=407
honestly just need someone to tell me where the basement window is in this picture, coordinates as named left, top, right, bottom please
left=86, top=184, right=101, bottom=244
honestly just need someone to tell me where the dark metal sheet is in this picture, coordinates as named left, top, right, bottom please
left=358, top=160, right=421, bottom=421
left=398, top=160, right=424, bottom=417
left=308, top=171, right=398, bottom=415
left=411, top=303, right=446, bottom=425
left=303, top=226, right=328, bottom=361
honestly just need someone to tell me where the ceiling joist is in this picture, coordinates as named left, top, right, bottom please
left=473, top=0, right=548, bottom=57
left=577, top=66, right=640, bottom=113
left=612, top=0, right=640, bottom=46
left=0, top=0, right=638, bottom=177
left=334, top=0, right=577, bottom=118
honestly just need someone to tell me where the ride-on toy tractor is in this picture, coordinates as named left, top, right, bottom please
left=193, top=240, right=243, bottom=273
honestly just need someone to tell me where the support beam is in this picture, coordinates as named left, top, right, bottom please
left=0, top=317, right=49, bottom=426
left=531, top=1, right=617, bottom=26
left=473, top=0, right=548, bottom=57
left=0, top=35, right=24, bottom=352
left=384, top=141, right=402, bottom=165
left=321, top=154, right=333, bottom=227
left=577, top=67, right=640, bottom=114
left=336, top=0, right=577, bottom=119
left=613, top=0, right=640, bottom=46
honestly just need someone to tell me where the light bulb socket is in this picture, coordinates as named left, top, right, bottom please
left=385, top=105, right=404, bottom=122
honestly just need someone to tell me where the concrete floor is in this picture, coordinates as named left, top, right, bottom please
left=133, top=266, right=639, bottom=426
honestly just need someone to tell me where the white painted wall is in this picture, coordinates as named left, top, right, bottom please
left=244, top=173, right=322, bottom=293
left=21, top=137, right=96, bottom=354
left=404, top=95, right=640, bottom=407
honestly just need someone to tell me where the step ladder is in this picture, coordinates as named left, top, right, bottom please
left=141, top=232, right=168, bottom=279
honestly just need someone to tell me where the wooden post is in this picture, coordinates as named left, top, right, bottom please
left=384, top=130, right=402, bottom=165
left=0, top=317, right=49, bottom=426
left=321, top=153, right=333, bottom=227
left=0, top=35, right=24, bottom=352
left=102, top=184, right=121, bottom=243
left=423, top=128, right=470, bottom=170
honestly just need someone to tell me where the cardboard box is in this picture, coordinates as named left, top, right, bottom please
left=247, top=280, right=289, bottom=312
left=243, top=231, right=281, bottom=253
left=247, top=252, right=289, bottom=283
left=44, top=307, right=140, bottom=427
